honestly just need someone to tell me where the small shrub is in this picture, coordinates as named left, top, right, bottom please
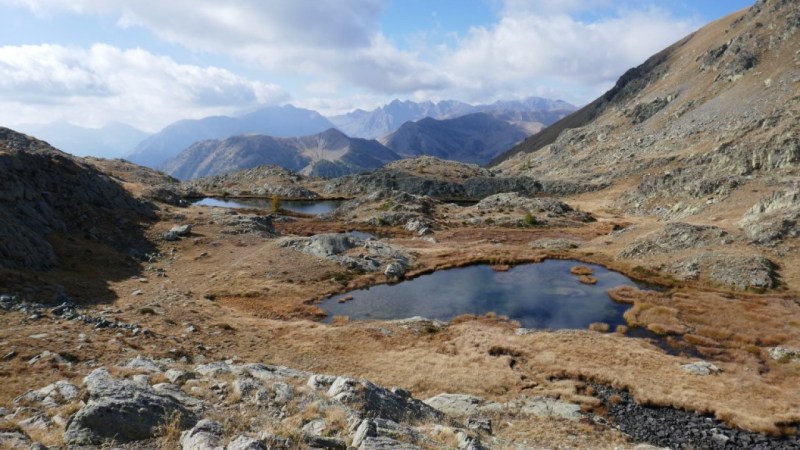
left=589, top=322, right=610, bottom=332
left=523, top=211, right=537, bottom=227
left=271, top=194, right=281, bottom=213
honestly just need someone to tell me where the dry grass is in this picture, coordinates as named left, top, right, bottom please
left=578, top=275, right=598, bottom=285
left=589, top=322, right=610, bottom=332
left=156, top=411, right=184, bottom=450
left=570, top=265, right=593, bottom=276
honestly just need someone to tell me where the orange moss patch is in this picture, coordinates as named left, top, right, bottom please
left=570, top=265, right=594, bottom=276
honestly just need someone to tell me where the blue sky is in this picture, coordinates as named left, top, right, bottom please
left=0, top=0, right=754, bottom=131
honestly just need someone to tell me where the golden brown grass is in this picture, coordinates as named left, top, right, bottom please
left=589, top=322, right=610, bottom=332
left=578, top=275, right=598, bottom=285
left=570, top=265, right=593, bottom=276
left=156, top=411, right=184, bottom=450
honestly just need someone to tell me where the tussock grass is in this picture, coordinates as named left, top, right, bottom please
left=570, top=265, right=593, bottom=276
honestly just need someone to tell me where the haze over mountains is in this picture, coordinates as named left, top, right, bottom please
left=162, top=128, right=401, bottom=180
left=126, top=105, right=335, bottom=168
left=15, top=121, right=149, bottom=158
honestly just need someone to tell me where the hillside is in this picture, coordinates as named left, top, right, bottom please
left=126, top=105, right=334, bottom=169
left=382, top=112, right=530, bottom=165
left=162, top=128, right=400, bottom=180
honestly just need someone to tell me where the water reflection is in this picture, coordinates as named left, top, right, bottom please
left=323, top=260, right=640, bottom=329
left=193, top=197, right=342, bottom=215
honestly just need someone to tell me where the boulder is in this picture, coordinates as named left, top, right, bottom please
left=180, top=419, right=223, bottom=450
left=681, top=361, right=721, bottom=376
left=327, top=377, right=443, bottom=424
left=424, top=394, right=484, bottom=416
left=384, top=262, right=406, bottom=280
left=228, top=435, right=267, bottom=450
left=769, top=346, right=799, bottom=362
left=170, top=224, right=192, bottom=236
left=64, top=368, right=198, bottom=445
left=519, top=397, right=582, bottom=421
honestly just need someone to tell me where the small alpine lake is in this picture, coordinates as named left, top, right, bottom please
left=193, top=197, right=343, bottom=215
left=322, top=259, right=643, bottom=330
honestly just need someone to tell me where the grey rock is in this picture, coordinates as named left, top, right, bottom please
left=302, top=419, right=327, bottom=436
left=620, top=223, right=731, bottom=259
left=233, top=378, right=261, bottom=400
left=163, top=231, right=181, bottom=241
left=272, top=382, right=294, bottom=405
left=118, top=356, right=164, bottom=373
left=769, top=346, right=800, bottom=362
left=383, top=262, right=406, bottom=280
left=519, top=397, right=582, bottom=421
left=303, top=433, right=348, bottom=450
left=166, top=369, right=196, bottom=385
left=740, top=190, right=800, bottom=244
left=180, top=419, right=223, bottom=450
left=64, top=368, right=198, bottom=445
left=358, top=436, right=422, bottom=450
left=227, top=435, right=266, bottom=450
left=0, top=431, right=30, bottom=448
left=424, top=394, right=484, bottom=416
left=170, top=224, right=192, bottom=236
left=681, top=361, right=721, bottom=376
left=307, top=374, right=338, bottom=391
left=327, top=377, right=443, bottom=423
left=352, top=419, right=424, bottom=448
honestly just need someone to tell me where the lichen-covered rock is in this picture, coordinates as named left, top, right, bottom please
left=739, top=190, right=800, bottom=244
left=326, top=377, right=444, bottom=424
left=620, top=223, right=732, bottom=259
left=64, top=368, right=198, bottom=445
left=681, top=361, right=721, bottom=376
left=180, top=419, right=223, bottom=450
left=424, top=394, right=484, bottom=416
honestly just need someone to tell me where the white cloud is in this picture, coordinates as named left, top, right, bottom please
left=1, top=0, right=704, bottom=118
left=433, top=5, right=699, bottom=103
left=0, top=43, right=288, bottom=131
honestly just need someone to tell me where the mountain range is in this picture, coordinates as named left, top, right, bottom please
left=329, top=97, right=574, bottom=139
left=126, top=105, right=335, bottom=168
left=162, top=128, right=401, bottom=180
left=163, top=110, right=548, bottom=179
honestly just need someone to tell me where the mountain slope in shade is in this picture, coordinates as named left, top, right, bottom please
left=494, top=0, right=799, bottom=224
left=15, top=121, right=149, bottom=158
left=381, top=112, right=530, bottom=165
left=126, top=105, right=334, bottom=169
left=162, top=128, right=400, bottom=180
left=330, top=97, right=575, bottom=139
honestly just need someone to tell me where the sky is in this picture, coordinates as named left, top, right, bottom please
left=0, top=0, right=754, bottom=132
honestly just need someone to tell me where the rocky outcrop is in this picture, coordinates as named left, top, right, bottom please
left=185, top=165, right=320, bottom=199
left=619, top=223, right=733, bottom=259
left=593, top=385, right=800, bottom=449
left=64, top=367, right=199, bottom=445
left=330, top=189, right=438, bottom=230
left=5, top=358, right=498, bottom=449
left=739, top=190, right=800, bottom=244
left=323, top=157, right=544, bottom=200
left=667, top=253, right=778, bottom=291
left=0, top=127, right=154, bottom=270
left=212, top=211, right=279, bottom=237
left=280, top=233, right=411, bottom=276
left=445, top=192, right=593, bottom=228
